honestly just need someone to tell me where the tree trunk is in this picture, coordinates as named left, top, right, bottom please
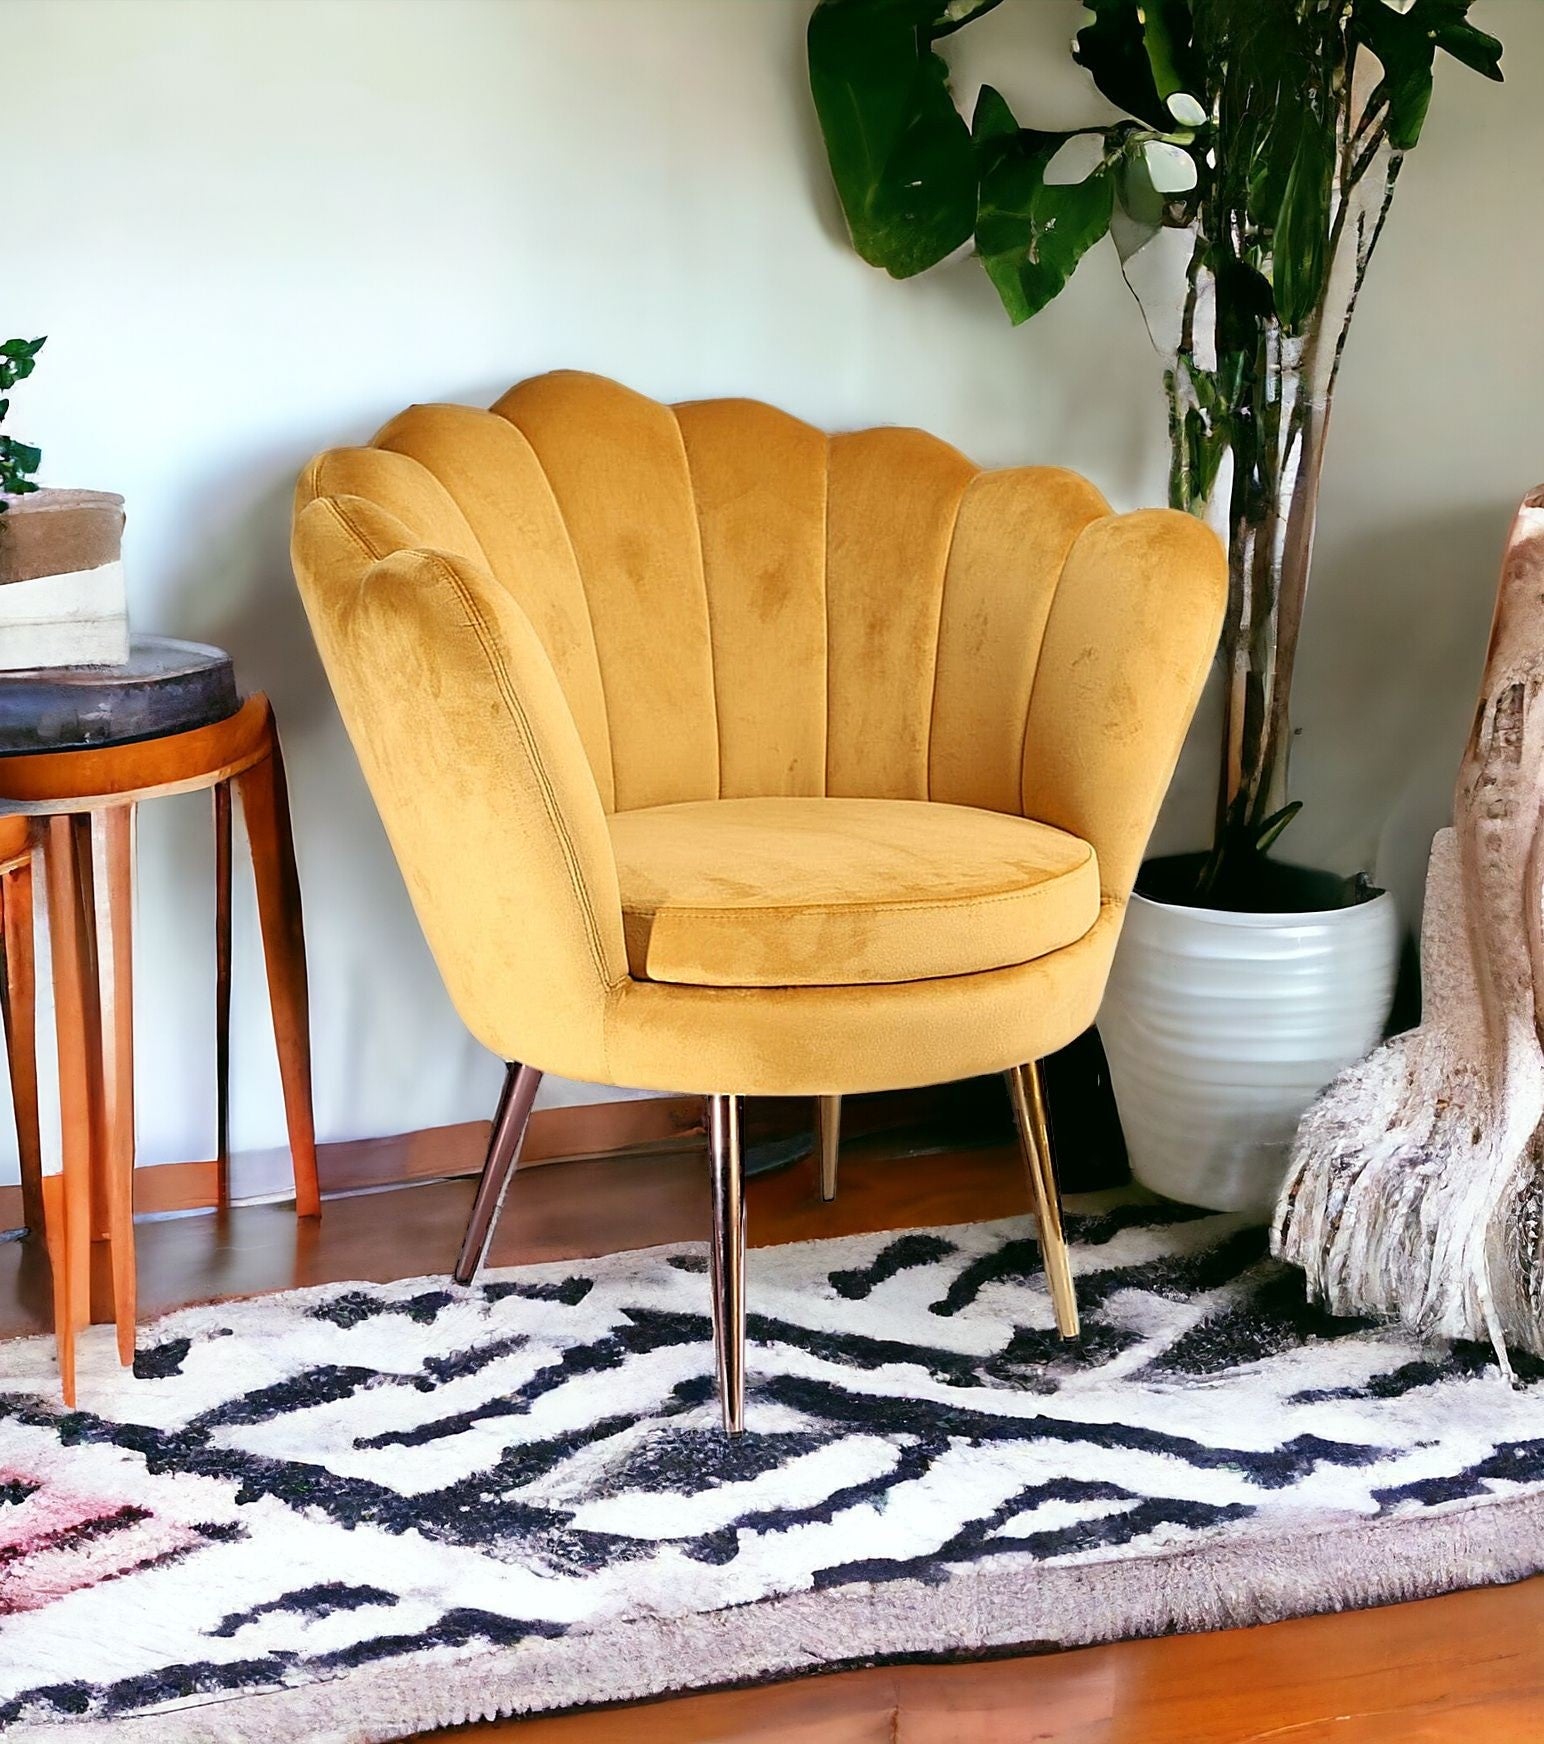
left=1208, top=328, right=1323, bottom=845
left=1167, top=135, right=1402, bottom=885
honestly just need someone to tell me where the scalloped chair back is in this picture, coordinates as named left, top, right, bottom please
left=292, top=370, right=1227, bottom=1432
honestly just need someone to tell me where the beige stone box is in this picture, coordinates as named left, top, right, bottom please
left=0, top=488, right=129, bottom=670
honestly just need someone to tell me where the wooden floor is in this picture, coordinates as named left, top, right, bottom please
left=4, top=1126, right=1540, bottom=1742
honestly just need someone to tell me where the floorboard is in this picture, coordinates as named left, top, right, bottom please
left=2, top=1125, right=1538, bottom=1741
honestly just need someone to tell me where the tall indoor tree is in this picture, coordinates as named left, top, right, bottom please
left=808, top=0, right=1503, bottom=903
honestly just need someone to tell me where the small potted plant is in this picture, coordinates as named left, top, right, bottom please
left=807, top=0, right=1503, bottom=1214
left=0, top=336, right=128, bottom=670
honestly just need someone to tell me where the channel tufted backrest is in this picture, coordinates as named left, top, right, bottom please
left=295, top=371, right=1113, bottom=819
left=293, top=370, right=1228, bottom=1076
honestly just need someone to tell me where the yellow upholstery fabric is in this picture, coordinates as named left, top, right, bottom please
left=824, top=427, right=977, bottom=799
left=606, top=904, right=1124, bottom=1096
left=373, top=402, right=618, bottom=808
left=290, top=494, right=627, bottom=1083
left=1022, top=508, right=1230, bottom=899
left=928, top=467, right=1111, bottom=813
left=291, top=370, right=1228, bottom=1096
left=675, top=397, right=829, bottom=799
left=494, top=373, right=720, bottom=812
left=610, top=797, right=1099, bottom=988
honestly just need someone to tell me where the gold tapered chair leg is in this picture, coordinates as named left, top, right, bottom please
left=816, top=1095, right=841, bottom=1203
left=707, top=1093, right=747, bottom=1435
left=1005, top=1061, right=1080, bottom=1338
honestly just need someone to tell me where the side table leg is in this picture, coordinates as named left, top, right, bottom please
left=69, top=817, right=108, bottom=1249
left=91, top=806, right=138, bottom=1367
left=44, top=817, right=95, bottom=1406
left=214, top=781, right=232, bottom=1209
left=236, top=729, right=320, bottom=1219
left=0, top=853, right=44, bottom=1237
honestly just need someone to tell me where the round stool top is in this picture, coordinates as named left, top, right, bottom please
left=0, top=636, right=239, bottom=756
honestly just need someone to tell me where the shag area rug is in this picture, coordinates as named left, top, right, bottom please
left=2, top=1194, right=1543, bottom=1741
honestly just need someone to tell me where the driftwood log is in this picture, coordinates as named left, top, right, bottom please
left=1274, top=488, right=1544, bottom=1375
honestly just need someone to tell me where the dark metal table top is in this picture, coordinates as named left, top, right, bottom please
left=0, top=636, right=239, bottom=756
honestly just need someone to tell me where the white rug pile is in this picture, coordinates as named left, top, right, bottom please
left=1, top=1193, right=1542, bottom=1740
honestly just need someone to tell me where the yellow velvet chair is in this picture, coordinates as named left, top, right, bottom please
left=291, top=371, right=1226, bottom=1432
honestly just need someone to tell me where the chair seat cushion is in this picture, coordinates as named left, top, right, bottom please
left=608, top=796, right=1100, bottom=989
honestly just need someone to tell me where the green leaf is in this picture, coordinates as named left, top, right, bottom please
left=1112, top=145, right=1164, bottom=262
left=1433, top=16, right=1503, bottom=81
left=1140, top=0, right=1205, bottom=115
left=0, top=336, right=43, bottom=392
left=1352, top=0, right=1502, bottom=151
left=973, top=100, right=1115, bottom=324
left=808, top=0, right=979, bottom=278
left=1168, top=367, right=1231, bottom=514
left=1352, top=0, right=1435, bottom=148
left=1073, top=0, right=1173, bottom=130
left=1252, top=800, right=1302, bottom=856
left=971, top=80, right=1017, bottom=146
left=1271, top=114, right=1334, bottom=331
left=929, top=0, right=1004, bottom=40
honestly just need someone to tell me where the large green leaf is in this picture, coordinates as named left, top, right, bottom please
left=1272, top=111, right=1335, bottom=330
left=1196, top=0, right=1338, bottom=333
left=1352, top=0, right=1436, bottom=147
left=808, top=0, right=986, bottom=278
left=972, top=87, right=1115, bottom=325
left=1139, top=0, right=1205, bottom=116
left=1352, top=0, right=1503, bottom=151
left=1073, top=0, right=1173, bottom=130
left=1432, top=10, right=1504, bottom=81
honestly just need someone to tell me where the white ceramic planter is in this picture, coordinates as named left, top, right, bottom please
left=1100, top=887, right=1400, bottom=1217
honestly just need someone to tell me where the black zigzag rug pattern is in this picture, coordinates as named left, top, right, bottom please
left=2, top=1193, right=1543, bottom=1741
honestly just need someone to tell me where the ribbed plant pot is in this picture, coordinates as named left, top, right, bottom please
left=1099, top=886, right=1400, bottom=1218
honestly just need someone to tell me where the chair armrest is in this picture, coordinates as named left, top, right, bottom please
left=293, top=495, right=627, bottom=1077
left=1021, top=508, right=1227, bottom=902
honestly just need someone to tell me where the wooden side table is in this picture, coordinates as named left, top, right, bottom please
left=0, top=637, right=319, bottom=1404
left=0, top=815, right=42, bottom=1242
